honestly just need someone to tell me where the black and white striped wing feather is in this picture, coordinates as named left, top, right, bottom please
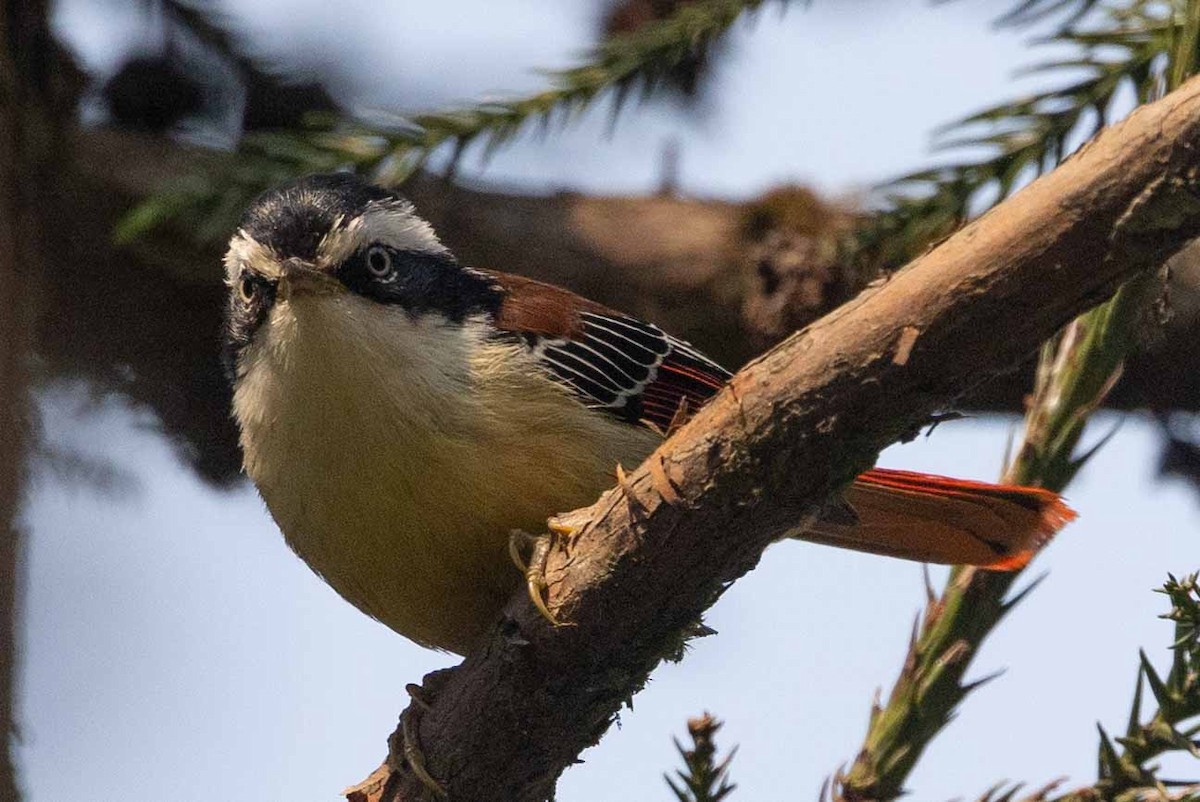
left=531, top=312, right=731, bottom=431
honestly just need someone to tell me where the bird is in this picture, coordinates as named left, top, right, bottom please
left=223, top=172, right=1075, bottom=656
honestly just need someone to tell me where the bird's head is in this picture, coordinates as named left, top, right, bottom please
left=222, top=173, right=502, bottom=381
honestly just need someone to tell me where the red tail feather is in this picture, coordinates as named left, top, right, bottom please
left=799, top=468, right=1076, bottom=569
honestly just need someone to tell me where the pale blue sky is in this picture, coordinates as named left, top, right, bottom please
left=20, top=1, right=1200, bottom=800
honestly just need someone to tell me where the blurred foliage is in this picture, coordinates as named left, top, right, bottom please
left=120, top=0, right=1200, bottom=274
left=1007, top=276, right=1155, bottom=490
left=994, top=0, right=1103, bottom=26
left=117, top=0, right=783, bottom=244
left=102, top=53, right=204, bottom=132
left=665, top=714, right=737, bottom=802
left=740, top=185, right=846, bottom=241
left=851, top=0, right=1198, bottom=272
left=836, top=570, right=1200, bottom=802
left=603, top=0, right=723, bottom=98
left=1158, top=413, right=1200, bottom=489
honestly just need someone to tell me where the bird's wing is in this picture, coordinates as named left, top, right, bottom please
left=483, top=270, right=731, bottom=432
left=481, top=270, right=1074, bottom=570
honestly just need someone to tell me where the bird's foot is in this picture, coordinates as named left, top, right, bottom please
left=388, top=680, right=451, bottom=799
left=509, top=522, right=577, bottom=628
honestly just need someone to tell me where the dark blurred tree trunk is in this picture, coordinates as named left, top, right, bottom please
left=0, top=1, right=37, bottom=794
left=0, top=2, right=78, bottom=798
left=0, top=124, right=25, bottom=802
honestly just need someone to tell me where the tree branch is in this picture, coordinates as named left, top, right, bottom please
left=351, top=73, right=1200, bottom=802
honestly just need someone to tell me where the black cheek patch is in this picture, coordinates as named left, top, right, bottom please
left=338, top=250, right=503, bottom=323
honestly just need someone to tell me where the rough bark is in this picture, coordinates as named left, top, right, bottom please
left=348, top=73, right=1200, bottom=802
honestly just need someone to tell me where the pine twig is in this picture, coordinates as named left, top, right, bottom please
left=665, top=714, right=738, bottom=802
left=850, top=0, right=1189, bottom=274
left=830, top=133, right=1159, bottom=802
left=972, top=574, right=1200, bottom=802
left=1078, top=574, right=1200, bottom=800
left=117, top=0, right=781, bottom=244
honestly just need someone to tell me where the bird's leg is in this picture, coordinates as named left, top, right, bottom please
left=388, top=674, right=455, bottom=799
left=508, top=520, right=577, bottom=628
left=509, top=528, right=559, bottom=626
left=401, top=708, right=444, bottom=799
left=507, top=529, right=533, bottom=574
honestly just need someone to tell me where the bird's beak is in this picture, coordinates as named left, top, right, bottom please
left=276, top=258, right=343, bottom=300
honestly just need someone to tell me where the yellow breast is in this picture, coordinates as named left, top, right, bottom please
left=232, top=292, right=659, bottom=653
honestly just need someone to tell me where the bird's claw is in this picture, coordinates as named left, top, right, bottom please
left=391, top=684, right=447, bottom=799
left=509, top=524, right=576, bottom=628
left=547, top=517, right=578, bottom=538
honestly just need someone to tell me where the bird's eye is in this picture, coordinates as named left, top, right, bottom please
left=365, top=245, right=393, bottom=278
left=238, top=275, right=257, bottom=304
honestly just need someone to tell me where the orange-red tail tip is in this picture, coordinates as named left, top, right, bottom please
left=982, top=549, right=1036, bottom=571
left=980, top=495, right=1077, bottom=572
